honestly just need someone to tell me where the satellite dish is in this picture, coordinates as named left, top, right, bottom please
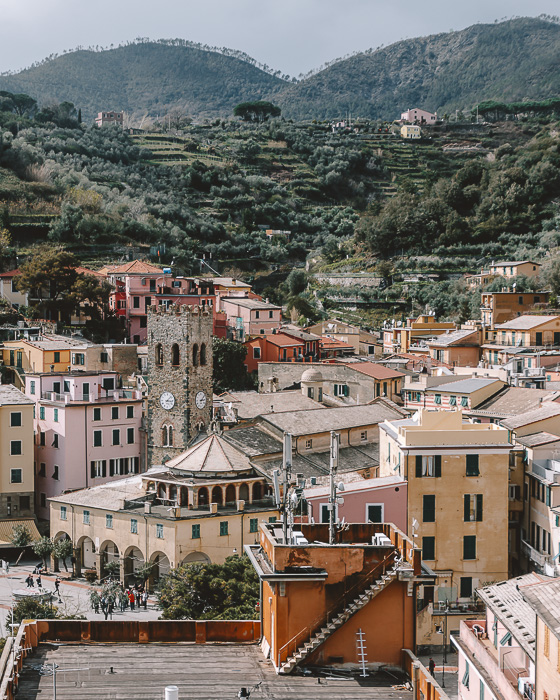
left=412, top=518, right=419, bottom=529
left=337, top=482, right=345, bottom=492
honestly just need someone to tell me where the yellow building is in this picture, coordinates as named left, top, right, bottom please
left=401, top=124, right=421, bottom=139
left=0, top=385, right=35, bottom=518
left=489, top=260, right=541, bottom=278
left=523, top=578, right=560, bottom=700
left=49, top=434, right=278, bottom=588
left=383, top=315, right=456, bottom=355
left=379, top=410, right=512, bottom=649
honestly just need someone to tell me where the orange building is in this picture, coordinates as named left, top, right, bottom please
left=246, top=522, right=430, bottom=674
left=244, top=333, right=306, bottom=374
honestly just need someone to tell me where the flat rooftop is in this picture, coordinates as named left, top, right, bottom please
left=17, top=642, right=412, bottom=700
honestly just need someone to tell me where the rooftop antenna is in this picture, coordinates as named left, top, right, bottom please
left=328, top=431, right=341, bottom=545
left=282, top=432, right=293, bottom=544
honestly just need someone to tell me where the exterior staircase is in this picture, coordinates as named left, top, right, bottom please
left=279, top=561, right=399, bottom=674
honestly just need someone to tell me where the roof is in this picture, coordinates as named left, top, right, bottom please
left=0, top=518, right=40, bottom=546
left=218, top=390, right=321, bottom=421
left=259, top=403, right=405, bottom=437
left=256, top=443, right=380, bottom=479
left=280, top=327, right=322, bottom=342
left=430, top=377, right=500, bottom=395
left=304, top=475, right=405, bottom=499
left=75, top=266, right=104, bottom=278
left=427, top=329, right=479, bottom=347
left=469, top=387, right=560, bottom=419
left=0, top=385, right=34, bottom=406
left=522, top=578, right=560, bottom=641
left=492, top=260, right=540, bottom=267
left=104, top=260, right=162, bottom=275
left=222, top=297, right=280, bottom=311
left=0, top=269, right=21, bottom=278
left=501, top=402, right=560, bottom=430
left=210, top=277, right=251, bottom=288
left=335, top=360, right=404, bottom=380
left=164, top=434, right=253, bottom=474
left=48, top=473, right=154, bottom=510
left=477, top=573, right=550, bottom=658
left=256, top=333, right=303, bottom=348
left=495, top=315, right=560, bottom=330
left=515, top=431, right=560, bottom=448
left=320, top=337, right=354, bottom=350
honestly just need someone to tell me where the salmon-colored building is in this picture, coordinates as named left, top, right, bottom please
left=244, top=333, right=306, bottom=374
left=246, top=522, right=429, bottom=674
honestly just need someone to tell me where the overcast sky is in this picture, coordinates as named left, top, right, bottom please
left=1, top=0, right=558, bottom=76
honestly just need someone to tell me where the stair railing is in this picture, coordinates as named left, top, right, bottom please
left=277, top=550, right=396, bottom=669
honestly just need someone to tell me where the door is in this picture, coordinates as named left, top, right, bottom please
left=367, top=504, right=383, bottom=523
left=535, top=332, right=543, bottom=345
left=82, top=382, right=90, bottom=400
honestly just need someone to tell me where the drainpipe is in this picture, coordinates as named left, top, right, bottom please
left=84, top=404, right=88, bottom=489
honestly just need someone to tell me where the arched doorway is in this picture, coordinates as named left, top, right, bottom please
left=124, top=546, right=145, bottom=586
left=148, top=552, right=171, bottom=590
left=169, top=485, right=178, bottom=503
left=211, top=485, right=223, bottom=505
left=239, top=483, right=249, bottom=502
left=78, top=535, right=96, bottom=570
left=181, top=552, right=211, bottom=566
left=252, top=482, right=263, bottom=501
left=225, top=484, right=236, bottom=505
left=198, top=487, right=209, bottom=506
left=52, top=532, right=72, bottom=573
left=158, top=483, right=167, bottom=501
left=100, top=540, right=120, bottom=581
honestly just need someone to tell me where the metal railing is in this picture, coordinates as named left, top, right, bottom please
left=276, top=550, right=395, bottom=668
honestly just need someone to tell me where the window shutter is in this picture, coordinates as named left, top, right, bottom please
left=102, top=460, right=107, bottom=477
left=90, top=461, right=95, bottom=478
left=344, top=385, right=349, bottom=397
left=416, top=456, right=422, bottom=477
left=464, top=494, right=471, bottom=521
left=109, top=459, right=115, bottom=476
left=334, top=385, right=338, bottom=396
left=435, top=455, right=442, bottom=477
left=476, top=494, right=483, bottom=521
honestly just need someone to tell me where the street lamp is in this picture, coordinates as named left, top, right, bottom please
left=435, top=599, right=449, bottom=688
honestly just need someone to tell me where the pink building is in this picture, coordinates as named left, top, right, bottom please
left=221, top=297, right=282, bottom=341
left=400, top=108, right=437, bottom=124
left=24, top=371, right=143, bottom=520
left=304, top=475, right=407, bottom=531
left=95, top=111, right=123, bottom=127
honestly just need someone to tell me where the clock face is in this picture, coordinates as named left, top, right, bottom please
left=195, top=391, right=207, bottom=409
left=160, top=391, right=175, bottom=410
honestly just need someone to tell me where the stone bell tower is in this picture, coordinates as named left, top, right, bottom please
left=146, top=304, right=213, bottom=466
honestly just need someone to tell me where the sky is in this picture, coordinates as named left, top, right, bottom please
left=0, top=0, right=558, bottom=77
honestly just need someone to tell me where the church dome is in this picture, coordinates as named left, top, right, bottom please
left=301, top=368, right=323, bottom=383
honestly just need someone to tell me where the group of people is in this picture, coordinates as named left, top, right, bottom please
left=90, top=583, right=149, bottom=619
left=25, top=572, right=62, bottom=597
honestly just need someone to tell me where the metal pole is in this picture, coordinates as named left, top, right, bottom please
left=283, top=433, right=292, bottom=544
left=53, top=662, right=56, bottom=700
left=441, top=600, right=448, bottom=688
left=329, top=431, right=339, bottom=545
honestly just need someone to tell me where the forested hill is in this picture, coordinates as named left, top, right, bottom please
left=0, top=42, right=287, bottom=121
left=277, top=17, right=560, bottom=120
left=0, top=17, right=558, bottom=121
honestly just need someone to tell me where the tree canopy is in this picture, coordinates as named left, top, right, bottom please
left=233, top=101, right=281, bottom=122
left=213, top=337, right=255, bottom=392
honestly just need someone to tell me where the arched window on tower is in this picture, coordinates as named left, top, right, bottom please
left=161, top=426, right=168, bottom=447
left=171, top=343, right=180, bottom=366
left=155, top=343, right=163, bottom=366
left=200, top=343, right=207, bottom=366
left=168, top=425, right=173, bottom=446
left=161, top=425, right=173, bottom=447
left=192, top=344, right=199, bottom=367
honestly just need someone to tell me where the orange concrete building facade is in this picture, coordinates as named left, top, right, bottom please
left=247, top=522, right=426, bottom=674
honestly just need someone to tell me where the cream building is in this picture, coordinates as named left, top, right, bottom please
left=379, top=409, right=512, bottom=650
left=49, top=434, right=278, bottom=588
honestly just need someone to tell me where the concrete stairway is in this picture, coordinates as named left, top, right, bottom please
left=279, top=563, right=399, bottom=674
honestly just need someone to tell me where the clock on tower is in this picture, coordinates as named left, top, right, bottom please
left=146, top=303, right=213, bottom=466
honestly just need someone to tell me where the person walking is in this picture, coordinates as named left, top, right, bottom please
left=36, top=575, right=42, bottom=589
left=142, top=590, right=148, bottom=610
left=128, top=589, right=135, bottom=611
left=428, top=658, right=436, bottom=677
left=54, top=577, right=61, bottom=595
left=26, top=574, right=33, bottom=588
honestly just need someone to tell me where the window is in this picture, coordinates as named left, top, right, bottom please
left=40, top=431, right=45, bottom=446
left=249, top=518, right=258, bottom=533
left=130, top=519, right=138, bottom=534
left=111, top=406, right=119, bottom=420
left=30, top=381, right=35, bottom=395
left=156, top=523, right=164, bottom=539
left=466, top=454, right=480, bottom=477
left=10, top=412, right=21, bottom=427
left=53, top=465, right=59, bottom=480
left=269, top=310, right=273, bottom=319
left=93, top=430, right=102, bottom=447
left=61, top=506, right=67, bottom=521
left=39, top=406, right=45, bottom=420
left=449, top=395, right=457, bottom=406
left=171, top=344, right=180, bottom=366
left=463, top=535, right=476, bottom=560
left=10, top=469, right=22, bottom=484
left=133, top=296, right=140, bottom=308
left=462, top=661, right=470, bottom=689
left=192, top=524, right=201, bottom=539
left=305, top=439, right=312, bottom=450
left=360, top=431, right=367, bottom=441
left=53, top=381, right=61, bottom=394
left=367, top=504, right=383, bottom=523
left=422, top=536, right=435, bottom=560
left=106, top=514, right=113, bottom=528
left=307, top=387, right=314, bottom=399
left=100, top=352, right=108, bottom=363
left=423, top=495, right=436, bottom=522
left=255, top=310, right=260, bottom=319
left=219, top=521, right=229, bottom=536
left=461, top=396, right=468, bottom=408
left=112, top=429, right=120, bottom=446
left=10, top=440, right=22, bottom=455
left=63, top=380, right=70, bottom=393
left=415, top=455, right=441, bottom=477
left=253, top=346, right=261, bottom=359
left=200, top=344, right=206, bottom=366
left=434, top=394, right=441, bottom=405
left=460, top=577, right=472, bottom=598
left=192, top=344, right=199, bottom=366
left=140, top=316, right=147, bottom=328
left=54, top=351, right=60, bottom=363
left=93, top=407, right=101, bottom=421
left=91, top=460, right=106, bottom=478
left=72, top=352, right=85, bottom=366
left=126, top=405, right=134, bottom=419
left=464, top=494, right=483, bottom=522
left=20, top=496, right=30, bottom=510
left=53, top=408, right=59, bottom=423
left=268, top=516, right=277, bottom=523
left=83, top=510, right=90, bottom=524
left=127, top=428, right=135, bottom=444
left=52, top=433, right=59, bottom=448
left=334, top=384, right=349, bottom=397
left=39, top=463, right=46, bottom=477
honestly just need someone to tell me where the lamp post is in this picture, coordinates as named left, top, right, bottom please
left=435, top=599, right=449, bottom=688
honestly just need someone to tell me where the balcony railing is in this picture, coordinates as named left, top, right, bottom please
left=521, top=539, right=550, bottom=568
left=40, top=389, right=141, bottom=404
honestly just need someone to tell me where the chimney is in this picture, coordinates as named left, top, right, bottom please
left=144, top=502, right=151, bottom=514
left=237, top=499, right=245, bottom=511
left=210, top=503, right=218, bottom=514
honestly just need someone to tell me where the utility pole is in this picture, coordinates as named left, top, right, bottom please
left=328, top=431, right=339, bottom=545
left=283, top=433, right=292, bottom=545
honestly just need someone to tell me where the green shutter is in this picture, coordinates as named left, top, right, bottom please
left=435, top=455, right=442, bottom=477
left=334, top=384, right=338, bottom=396
left=416, top=455, right=422, bottom=477
left=464, top=494, right=471, bottom=521
left=476, top=494, right=483, bottom=521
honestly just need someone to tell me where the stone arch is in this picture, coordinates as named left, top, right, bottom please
left=180, top=487, right=189, bottom=506
left=99, top=540, right=120, bottom=581
left=168, top=425, right=173, bottom=446
left=200, top=343, right=207, bottom=366
left=124, top=546, right=145, bottom=586
left=51, top=531, right=72, bottom=573
left=155, top=343, right=163, bottom=366
left=169, top=485, right=178, bottom=503
left=211, top=485, right=223, bottom=505
left=77, top=535, right=96, bottom=570
left=225, top=484, right=236, bottom=505
left=252, top=481, right=263, bottom=501
left=239, top=483, right=249, bottom=502
left=192, top=343, right=199, bottom=367
left=148, top=551, right=171, bottom=588
left=157, top=483, right=167, bottom=500
left=181, top=551, right=211, bottom=566
left=161, top=426, right=168, bottom=447
left=198, top=486, right=209, bottom=506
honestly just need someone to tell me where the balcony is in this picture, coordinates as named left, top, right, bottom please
left=531, top=460, right=560, bottom=485
left=454, top=620, right=534, bottom=700
left=40, top=389, right=142, bottom=404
